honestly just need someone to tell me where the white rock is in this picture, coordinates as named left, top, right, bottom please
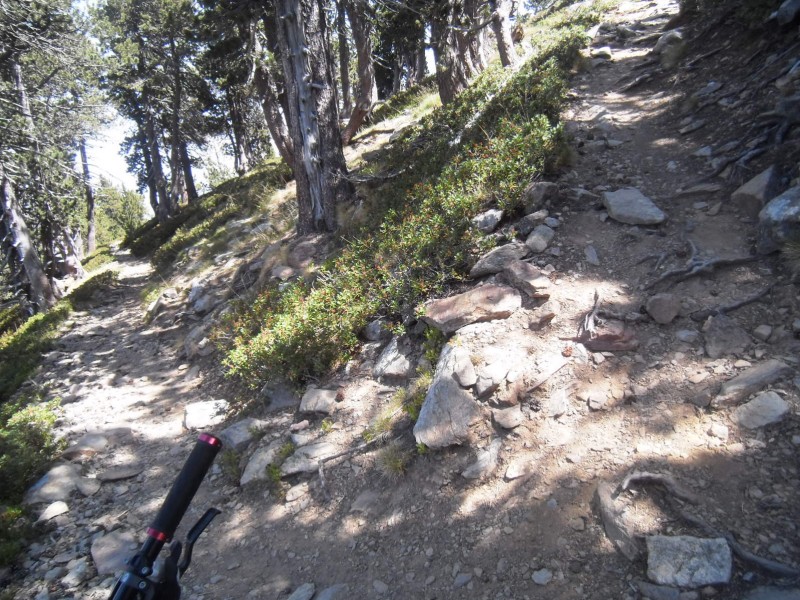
left=732, top=391, right=790, bottom=429
left=299, top=386, right=338, bottom=414
left=183, top=399, right=229, bottom=430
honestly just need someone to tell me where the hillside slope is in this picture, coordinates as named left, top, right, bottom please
left=6, top=1, right=800, bottom=599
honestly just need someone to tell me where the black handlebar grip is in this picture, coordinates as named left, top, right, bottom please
left=148, top=433, right=222, bottom=542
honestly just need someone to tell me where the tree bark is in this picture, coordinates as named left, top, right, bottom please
left=431, top=0, right=472, bottom=105
left=336, top=0, right=352, bottom=118
left=137, top=126, right=159, bottom=215
left=341, top=0, right=376, bottom=144
left=274, top=0, right=354, bottom=233
left=490, top=0, right=519, bottom=67
left=180, top=140, right=198, bottom=203
left=253, top=61, right=295, bottom=171
left=79, top=138, right=96, bottom=254
left=168, top=33, right=185, bottom=211
left=145, top=110, right=170, bottom=222
left=226, top=86, right=252, bottom=175
left=0, top=164, right=58, bottom=312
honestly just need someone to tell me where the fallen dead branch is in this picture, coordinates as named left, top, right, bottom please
left=619, top=72, right=655, bottom=92
left=620, top=471, right=700, bottom=504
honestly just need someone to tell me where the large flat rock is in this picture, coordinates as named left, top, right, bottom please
left=714, top=359, right=793, bottom=407
left=732, top=391, right=790, bottom=429
left=413, top=344, right=482, bottom=448
left=469, top=242, right=528, bottom=278
left=647, top=536, right=731, bottom=588
left=25, top=464, right=81, bottom=504
left=603, top=188, right=666, bottom=225
left=421, top=284, right=521, bottom=333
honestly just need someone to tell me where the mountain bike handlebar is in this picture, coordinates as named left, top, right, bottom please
left=108, top=433, right=222, bottom=600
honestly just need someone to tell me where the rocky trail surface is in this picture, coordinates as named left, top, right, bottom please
left=11, top=1, right=800, bottom=599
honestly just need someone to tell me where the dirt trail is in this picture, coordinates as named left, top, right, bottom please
left=13, top=1, right=800, bottom=599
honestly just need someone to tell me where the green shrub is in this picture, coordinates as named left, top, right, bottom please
left=0, top=303, right=25, bottom=337
left=0, top=506, right=29, bottom=567
left=220, top=24, right=585, bottom=386
left=81, top=245, right=115, bottom=272
left=370, top=76, right=438, bottom=123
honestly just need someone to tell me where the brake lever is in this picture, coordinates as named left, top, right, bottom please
left=177, top=507, right=221, bottom=576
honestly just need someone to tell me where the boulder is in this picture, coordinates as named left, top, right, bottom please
left=703, top=314, right=750, bottom=359
left=603, top=188, right=666, bottom=225
left=183, top=399, right=229, bottom=430
left=524, top=225, right=555, bottom=253
left=731, top=166, right=780, bottom=219
left=373, top=337, right=414, bottom=380
left=240, top=439, right=285, bottom=486
left=732, top=391, right=790, bottom=429
left=219, top=418, right=268, bottom=452
left=757, top=186, right=800, bottom=254
left=472, top=209, right=504, bottom=233
left=299, top=387, right=338, bottom=414
left=524, top=182, right=559, bottom=213
left=422, top=284, right=521, bottom=333
left=413, top=344, right=482, bottom=448
left=646, top=536, right=732, bottom=587
left=25, top=464, right=81, bottom=504
left=503, top=261, right=550, bottom=297
left=714, top=359, right=793, bottom=407
left=363, top=318, right=390, bottom=342
left=646, top=293, right=681, bottom=325
left=469, top=242, right=529, bottom=278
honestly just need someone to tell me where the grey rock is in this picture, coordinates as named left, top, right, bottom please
left=714, top=360, right=793, bottom=406
left=653, top=29, right=684, bottom=55
left=646, top=293, right=682, bottom=325
left=183, top=399, right=229, bottom=430
left=646, top=536, right=732, bottom=587
left=44, top=566, right=66, bottom=582
left=37, top=501, right=69, bottom=523
left=693, top=81, right=722, bottom=98
left=25, top=464, right=81, bottom=504
left=92, top=530, right=137, bottom=575
left=363, top=318, right=390, bottom=342
left=97, top=464, right=144, bottom=482
left=758, top=186, right=800, bottom=254
left=261, top=381, right=299, bottom=411
left=732, top=391, right=790, bottom=429
left=493, top=405, right=523, bottom=429
left=373, top=338, right=414, bottom=380
left=532, top=569, right=553, bottom=585
left=315, top=584, right=350, bottom=600
left=679, top=120, right=706, bottom=135
left=524, top=182, right=559, bottom=212
left=744, top=587, right=800, bottom=600
left=474, top=361, right=509, bottom=399
left=185, top=323, right=214, bottom=359
left=503, top=260, right=550, bottom=297
left=414, top=344, right=482, bottom=448
left=469, top=242, right=529, bottom=277
left=516, top=210, right=549, bottom=236
left=281, top=442, right=337, bottom=475
left=525, top=225, right=556, bottom=253
left=603, top=188, right=666, bottom=225
left=703, top=314, right=751, bottom=359
left=373, top=580, right=389, bottom=594
left=219, top=418, right=268, bottom=452
left=454, top=573, right=472, bottom=588
left=62, top=433, right=108, bottom=460
left=285, top=482, right=309, bottom=502
left=505, top=456, right=533, bottom=480
left=544, top=388, right=569, bottom=418
left=635, top=580, right=681, bottom=600
left=422, top=284, right=521, bottom=333
left=299, top=386, right=338, bottom=414
left=676, top=330, right=700, bottom=344
left=61, top=558, right=90, bottom=588
left=591, top=46, right=612, bottom=59
left=350, top=490, right=381, bottom=514
left=585, top=244, right=600, bottom=266
left=753, top=324, right=773, bottom=342
left=472, top=208, right=504, bottom=233
left=452, top=347, right=477, bottom=387
left=732, top=166, right=780, bottom=219
left=462, top=438, right=502, bottom=479
left=240, top=439, right=285, bottom=485
left=287, top=583, right=315, bottom=600
left=77, top=477, right=101, bottom=497
left=544, top=216, right=560, bottom=228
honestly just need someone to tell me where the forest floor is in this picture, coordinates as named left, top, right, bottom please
left=9, top=1, right=800, bottom=599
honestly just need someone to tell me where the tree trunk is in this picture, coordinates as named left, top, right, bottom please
left=253, top=61, right=296, bottom=171
left=180, top=140, right=198, bottom=203
left=336, top=0, right=352, bottom=118
left=137, top=127, right=159, bottom=215
left=490, top=0, right=519, bottom=67
left=168, top=34, right=185, bottom=211
left=79, top=138, right=97, bottom=254
left=431, top=0, right=471, bottom=105
left=341, top=0, right=377, bottom=145
left=0, top=165, right=58, bottom=312
left=275, top=0, right=354, bottom=233
left=226, top=87, right=252, bottom=175
left=145, top=110, right=170, bottom=223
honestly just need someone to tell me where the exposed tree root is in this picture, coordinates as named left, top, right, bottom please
left=620, top=471, right=700, bottom=505
left=690, top=284, right=775, bottom=322
left=645, top=240, right=759, bottom=289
